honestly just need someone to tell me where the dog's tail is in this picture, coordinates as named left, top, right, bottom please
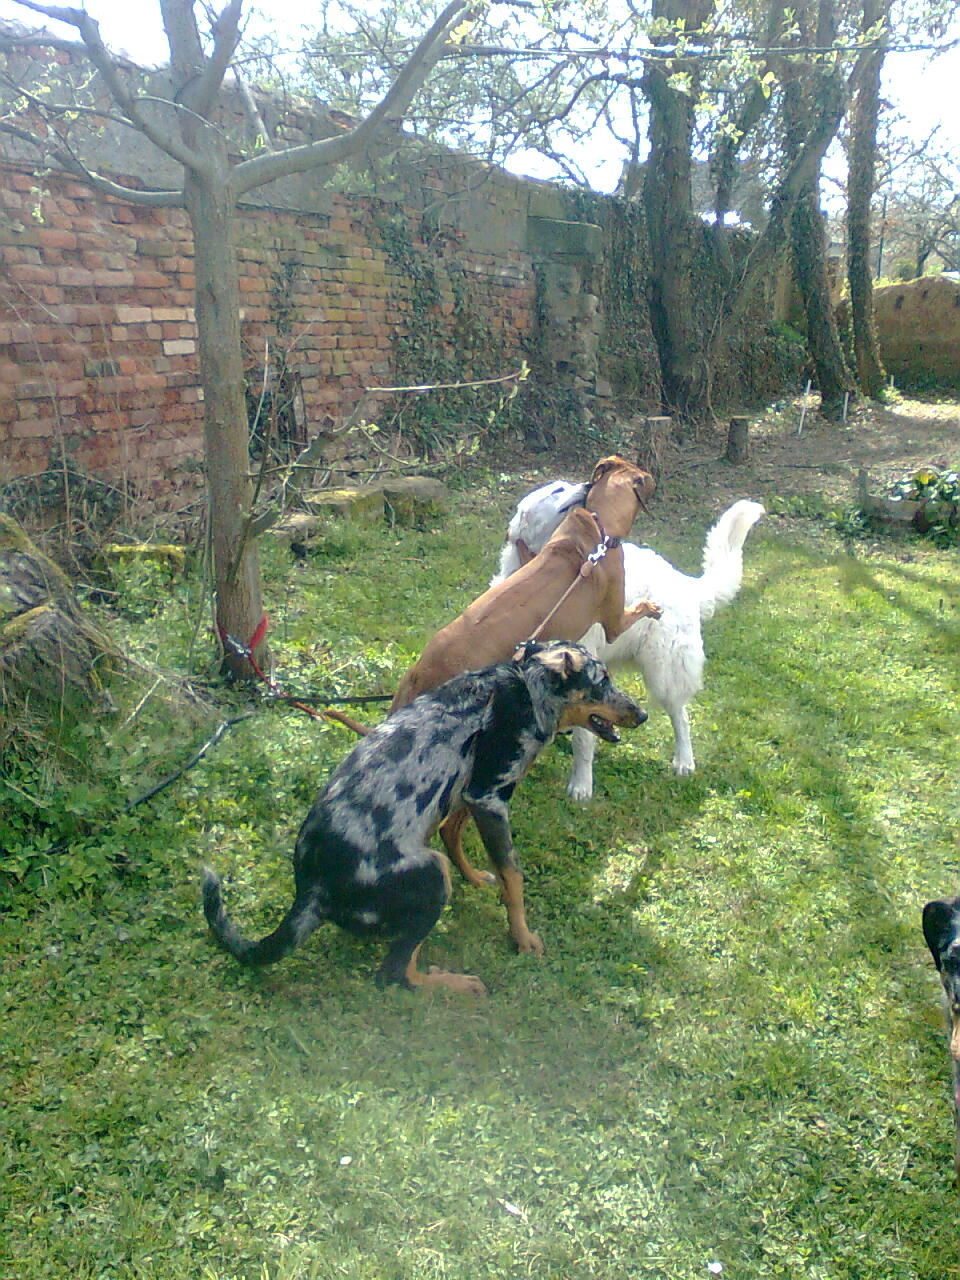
left=491, top=541, right=520, bottom=586
left=697, top=500, right=765, bottom=622
left=202, top=867, right=321, bottom=967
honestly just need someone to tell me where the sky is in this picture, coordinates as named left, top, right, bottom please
left=0, top=0, right=956, bottom=193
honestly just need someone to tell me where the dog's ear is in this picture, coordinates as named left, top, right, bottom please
left=513, top=639, right=543, bottom=665
left=922, top=899, right=960, bottom=969
left=632, top=470, right=656, bottom=511
left=558, top=647, right=577, bottom=679
left=534, top=643, right=584, bottom=681
left=516, top=538, right=535, bottom=566
left=589, top=457, right=620, bottom=485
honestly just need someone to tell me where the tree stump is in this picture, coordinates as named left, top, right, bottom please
left=0, top=515, right=117, bottom=723
left=639, top=416, right=672, bottom=478
left=724, top=416, right=750, bottom=464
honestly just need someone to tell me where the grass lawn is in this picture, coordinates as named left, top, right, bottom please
left=2, top=473, right=959, bottom=1279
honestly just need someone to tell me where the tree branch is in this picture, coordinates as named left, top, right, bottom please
left=0, top=119, right=184, bottom=204
left=6, top=0, right=204, bottom=170
left=713, top=47, right=873, bottom=345
left=183, top=0, right=243, bottom=118
left=233, top=71, right=272, bottom=150
left=232, top=0, right=471, bottom=196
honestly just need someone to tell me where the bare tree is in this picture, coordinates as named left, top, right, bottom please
left=878, top=147, right=960, bottom=277
left=0, top=0, right=469, bottom=676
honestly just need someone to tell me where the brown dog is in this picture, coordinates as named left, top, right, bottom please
left=391, top=456, right=661, bottom=947
left=392, top=457, right=659, bottom=710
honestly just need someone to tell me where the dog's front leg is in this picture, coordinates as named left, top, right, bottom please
left=600, top=597, right=663, bottom=642
left=567, top=726, right=598, bottom=801
left=440, top=808, right=498, bottom=888
left=468, top=801, right=544, bottom=956
left=596, top=551, right=662, bottom=643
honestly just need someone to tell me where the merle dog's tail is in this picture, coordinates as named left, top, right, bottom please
left=202, top=867, right=320, bottom=967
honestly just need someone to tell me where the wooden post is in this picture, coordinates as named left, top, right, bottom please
left=725, top=416, right=750, bottom=464
left=639, top=416, right=672, bottom=477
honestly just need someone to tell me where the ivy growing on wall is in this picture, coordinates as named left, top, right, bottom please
left=567, top=190, right=806, bottom=415
left=374, top=209, right=524, bottom=458
left=566, top=191, right=662, bottom=407
left=244, top=259, right=307, bottom=461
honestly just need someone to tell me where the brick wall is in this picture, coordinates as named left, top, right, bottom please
left=0, top=161, right=537, bottom=506
left=0, top=36, right=800, bottom=512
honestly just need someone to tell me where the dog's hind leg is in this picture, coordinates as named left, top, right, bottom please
left=379, top=941, right=488, bottom=996
left=374, top=853, right=487, bottom=995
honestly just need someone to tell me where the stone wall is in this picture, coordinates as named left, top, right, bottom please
left=873, top=274, right=960, bottom=389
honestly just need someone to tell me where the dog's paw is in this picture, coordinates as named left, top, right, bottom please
left=632, top=599, right=663, bottom=621
left=566, top=778, right=594, bottom=802
left=512, top=929, right=545, bottom=957
left=672, top=758, right=696, bottom=776
left=424, top=967, right=488, bottom=997
left=458, top=866, right=498, bottom=889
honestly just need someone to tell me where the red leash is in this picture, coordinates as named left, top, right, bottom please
left=218, top=616, right=323, bottom=722
left=218, top=617, right=373, bottom=734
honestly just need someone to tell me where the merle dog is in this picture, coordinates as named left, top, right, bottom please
left=922, top=896, right=960, bottom=1176
left=203, top=641, right=646, bottom=996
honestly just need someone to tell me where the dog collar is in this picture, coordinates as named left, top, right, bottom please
left=587, top=511, right=621, bottom=550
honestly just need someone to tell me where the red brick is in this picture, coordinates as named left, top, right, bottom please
left=132, top=270, right=169, bottom=289
left=36, top=227, right=78, bottom=251
left=11, top=417, right=56, bottom=438
left=8, top=262, right=51, bottom=286
left=57, top=266, right=96, bottom=287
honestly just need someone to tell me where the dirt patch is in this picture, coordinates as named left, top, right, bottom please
left=653, top=394, right=960, bottom=517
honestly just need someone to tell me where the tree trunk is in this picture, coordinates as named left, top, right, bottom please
left=641, top=64, right=705, bottom=419
left=184, top=163, right=266, bottom=678
left=780, top=3, right=855, bottom=419
left=792, top=186, right=855, bottom=417
left=846, top=0, right=887, bottom=398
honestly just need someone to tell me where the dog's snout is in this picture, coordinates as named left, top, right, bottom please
left=606, top=687, right=646, bottom=727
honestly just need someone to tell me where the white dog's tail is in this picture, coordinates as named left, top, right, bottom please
left=697, top=499, right=765, bottom=622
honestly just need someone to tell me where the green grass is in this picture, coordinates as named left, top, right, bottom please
left=3, top=482, right=960, bottom=1279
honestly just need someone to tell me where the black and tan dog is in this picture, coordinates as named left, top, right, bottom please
left=922, top=896, right=960, bottom=1177
left=203, top=641, right=646, bottom=996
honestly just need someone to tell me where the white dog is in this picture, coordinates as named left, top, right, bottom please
left=493, top=480, right=764, bottom=796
